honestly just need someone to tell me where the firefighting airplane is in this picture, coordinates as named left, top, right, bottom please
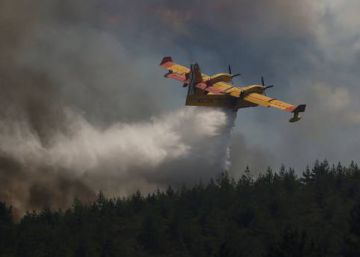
left=160, top=57, right=306, bottom=122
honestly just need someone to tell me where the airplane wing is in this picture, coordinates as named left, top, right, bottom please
left=208, top=81, right=306, bottom=122
left=205, top=80, right=306, bottom=121
left=205, top=81, right=242, bottom=97
left=243, top=93, right=294, bottom=110
left=243, top=93, right=306, bottom=122
left=160, top=57, right=210, bottom=82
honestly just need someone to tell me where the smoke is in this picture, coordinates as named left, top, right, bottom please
left=1, top=0, right=359, bottom=212
left=0, top=0, right=309, bottom=212
left=0, top=0, right=242, bottom=213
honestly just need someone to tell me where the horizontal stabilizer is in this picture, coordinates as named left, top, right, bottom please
left=289, top=104, right=306, bottom=123
left=292, top=104, right=306, bottom=114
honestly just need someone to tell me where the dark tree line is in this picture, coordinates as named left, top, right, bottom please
left=1, top=160, right=360, bottom=257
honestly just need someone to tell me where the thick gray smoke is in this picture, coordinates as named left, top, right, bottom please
left=0, top=1, right=244, bottom=214
left=0, top=1, right=236, bottom=213
left=1, top=0, right=359, bottom=213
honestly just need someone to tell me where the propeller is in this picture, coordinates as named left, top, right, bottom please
left=228, top=65, right=241, bottom=82
left=261, top=76, right=274, bottom=90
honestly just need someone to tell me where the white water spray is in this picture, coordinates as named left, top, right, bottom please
left=0, top=106, right=237, bottom=211
left=221, top=109, right=237, bottom=172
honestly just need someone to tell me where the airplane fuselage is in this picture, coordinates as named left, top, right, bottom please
left=185, top=84, right=258, bottom=110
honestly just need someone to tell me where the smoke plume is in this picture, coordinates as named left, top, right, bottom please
left=0, top=0, right=241, bottom=214
left=1, top=0, right=359, bottom=212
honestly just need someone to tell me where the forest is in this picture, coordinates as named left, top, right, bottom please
left=1, top=160, right=360, bottom=257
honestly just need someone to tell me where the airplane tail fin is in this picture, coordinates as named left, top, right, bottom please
left=289, top=104, right=306, bottom=123
left=160, top=56, right=173, bottom=68
left=189, top=63, right=203, bottom=87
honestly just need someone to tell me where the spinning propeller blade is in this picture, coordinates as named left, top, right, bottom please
left=264, top=85, right=274, bottom=90
left=228, top=64, right=241, bottom=80
left=261, top=76, right=274, bottom=95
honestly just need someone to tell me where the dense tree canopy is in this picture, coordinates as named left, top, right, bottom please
left=1, top=160, right=360, bottom=257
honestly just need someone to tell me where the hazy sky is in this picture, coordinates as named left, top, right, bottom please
left=0, top=0, right=359, bottom=212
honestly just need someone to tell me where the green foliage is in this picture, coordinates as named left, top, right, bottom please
left=0, top=202, right=14, bottom=257
left=1, top=161, right=360, bottom=256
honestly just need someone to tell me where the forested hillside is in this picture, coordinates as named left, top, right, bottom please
left=1, top=160, right=360, bottom=257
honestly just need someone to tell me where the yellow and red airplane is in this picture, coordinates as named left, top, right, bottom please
left=160, top=56, right=306, bottom=122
